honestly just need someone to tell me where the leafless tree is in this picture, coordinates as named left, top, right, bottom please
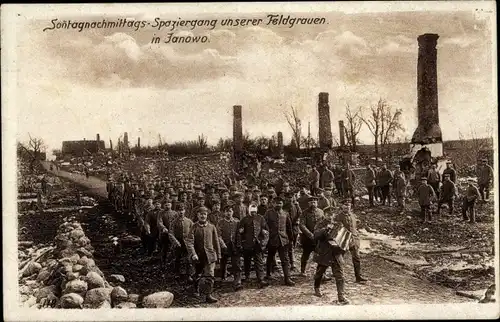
left=18, top=134, right=47, bottom=172
left=284, top=105, right=302, bottom=150
left=457, top=124, right=494, bottom=167
left=344, top=104, right=363, bottom=152
left=197, top=134, right=208, bottom=152
left=361, top=98, right=404, bottom=158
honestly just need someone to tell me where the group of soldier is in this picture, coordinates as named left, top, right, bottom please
left=102, top=156, right=493, bottom=305
left=106, top=167, right=368, bottom=305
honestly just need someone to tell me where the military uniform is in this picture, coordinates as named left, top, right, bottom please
left=264, top=208, right=294, bottom=285
left=284, top=200, right=301, bottom=270
left=364, top=167, right=376, bottom=207
left=172, top=211, right=194, bottom=277
left=237, top=212, right=269, bottom=286
left=341, top=168, right=356, bottom=205
left=378, top=168, right=393, bottom=206
left=157, top=208, right=180, bottom=266
left=477, top=162, right=494, bottom=201
left=438, top=177, right=457, bottom=215
left=217, top=216, right=242, bottom=288
left=312, top=221, right=348, bottom=304
left=299, top=206, right=324, bottom=274
left=336, top=210, right=366, bottom=283
left=462, top=183, right=481, bottom=222
left=417, top=181, right=436, bottom=222
left=394, top=175, right=407, bottom=212
left=186, top=221, right=221, bottom=303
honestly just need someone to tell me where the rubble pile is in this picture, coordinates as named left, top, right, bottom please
left=18, top=219, right=139, bottom=309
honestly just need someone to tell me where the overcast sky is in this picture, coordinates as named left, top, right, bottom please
left=15, top=7, right=496, bottom=153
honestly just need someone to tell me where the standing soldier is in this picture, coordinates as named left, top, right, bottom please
left=462, top=179, right=481, bottom=223
left=157, top=199, right=180, bottom=268
left=317, top=189, right=331, bottom=211
left=172, top=203, right=194, bottom=282
left=237, top=204, right=269, bottom=288
left=333, top=165, right=344, bottom=197
left=186, top=207, right=221, bottom=304
left=394, top=172, right=407, bottom=214
left=217, top=201, right=243, bottom=291
left=341, top=163, right=356, bottom=206
left=232, top=192, right=247, bottom=220
left=427, top=164, right=441, bottom=199
left=284, top=192, right=301, bottom=272
left=321, top=165, right=335, bottom=190
left=264, top=198, right=295, bottom=286
left=337, top=201, right=368, bottom=284
left=143, top=201, right=162, bottom=257
left=442, top=161, right=457, bottom=184
left=298, top=187, right=311, bottom=212
left=378, top=165, right=393, bottom=206
left=309, top=165, right=320, bottom=196
left=324, top=185, right=337, bottom=208
left=208, top=200, right=222, bottom=225
left=477, top=159, right=494, bottom=202
left=257, top=196, right=270, bottom=217
left=364, top=164, right=376, bottom=207
left=417, top=177, right=436, bottom=223
left=299, top=197, right=325, bottom=276
left=311, top=213, right=349, bottom=305
left=437, top=174, right=458, bottom=217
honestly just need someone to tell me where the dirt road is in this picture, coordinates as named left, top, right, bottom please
left=38, top=162, right=472, bottom=306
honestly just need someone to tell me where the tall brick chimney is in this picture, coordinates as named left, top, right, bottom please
left=233, top=105, right=243, bottom=152
left=318, top=92, right=333, bottom=149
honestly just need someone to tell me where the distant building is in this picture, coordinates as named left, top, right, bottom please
left=61, top=140, right=105, bottom=156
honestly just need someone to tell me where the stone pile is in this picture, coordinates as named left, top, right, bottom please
left=19, top=219, right=138, bottom=309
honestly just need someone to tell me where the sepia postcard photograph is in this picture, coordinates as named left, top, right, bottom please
left=2, top=1, right=498, bottom=321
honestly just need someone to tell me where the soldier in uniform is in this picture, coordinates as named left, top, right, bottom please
left=257, top=195, right=270, bottom=217
left=477, top=159, right=494, bottom=202
left=417, top=177, right=436, bottom=223
left=378, top=164, right=393, bottom=206
left=309, top=165, right=320, bottom=196
left=337, top=201, right=368, bottom=283
left=157, top=199, right=181, bottom=268
left=437, top=174, right=458, bottom=216
left=320, top=165, right=335, bottom=190
left=237, top=204, right=269, bottom=288
left=427, top=164, right=441, bottom=199
left=186, top=206, right=221, bottom=304
left=143, top=201, right=162, bottom=257
left=216, top=201, right=243, bottom=291
left=333, top=165, right=344, bottom=197
left=317, top=188, right=331, bottom=211
left=394, top=171, right=407, bottom=214
left=442, top=161, right=457, bottom=184
left=232, top=192, right=247, bottom=220
left=462, top=179, right=481, bottom=223
left=341, top=163, right=356, bottom=206
left=364, top=164, right=376, bottom=207
left=208, top=200, right=222, bottom=225
left=264, top=198, right=295, bottom=286
left=312, top=212, right=349, bottom=305
left=299, top=196, right=325, bottom=276
left=298, top=187, right=311, bottom=212
left=284, top=192, right=301, bottom=271
left=172, top=203, right=194, bottom=282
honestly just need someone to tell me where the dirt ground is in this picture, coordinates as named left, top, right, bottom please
left=17, top=163, right=491, bottom=307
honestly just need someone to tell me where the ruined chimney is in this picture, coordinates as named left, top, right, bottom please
left=412, top=33, right=442, bottom=145
left=411, top=33, right=443, bottom=157
left=339, top=120, right=346, bottom=147
left=318, top=92, right=333, bottom=149
left=233, top=105, right=243, bottom=152
left=96, top=134, right=101, bottom=152
left=277, top=131, right=284, bottom=154
left=109, top=139, right=113, bottom=157
left=123, top=132, right=129, bottom=148
left=137, top=137, right=141, bottom=149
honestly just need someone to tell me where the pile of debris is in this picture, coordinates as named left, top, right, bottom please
left=18, top=219, right=138, bottom=309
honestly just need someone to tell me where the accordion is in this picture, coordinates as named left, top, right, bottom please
left=328, top=227, right=352, bottom=251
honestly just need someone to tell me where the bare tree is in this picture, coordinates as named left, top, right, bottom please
left=284, top=105, right=302, bottom=150
left=18, top=134, right=47, bottom=172
left=457, top=124, right=494, bottom=168
left=361, top=98, right=404, bottom=158
left=344, top=104, right=363, bottom=152
left=197, top=134, right=208, bottom=152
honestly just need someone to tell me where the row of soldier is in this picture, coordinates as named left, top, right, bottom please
left=106, top=174, right=367, bottom=305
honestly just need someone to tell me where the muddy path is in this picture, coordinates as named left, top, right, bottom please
left=23, top=166, right=475, bottom=307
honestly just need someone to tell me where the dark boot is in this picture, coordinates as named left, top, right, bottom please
left=336, top=279, right=349, bottom=305
left=258, top=280, right=269, bottom=288
left=314, top=287, right=323, bottom=297
left=354, top=263, right=367, bottom=283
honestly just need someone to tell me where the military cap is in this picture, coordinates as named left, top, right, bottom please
left=421, top=177, right=428, bottom=180
left=197, top=206, right=209, bottom=213
left=443, top=174, right=450, bottom=177
left=222, top=201, right=234, bottom=211
left=467, top=178, right=475, bottom=182
left=308, top=196, right=319, bottom=202
left=284, top=191, right=295, bottom=197
left=194, top=185, right=202, bottom=190
left=218, top=185, right=228, bottom=191
left=482, top=158, right=488, bottom=162
left=274, top=197, right=285, bottom=203
left=233, top=191, right=243, bottom=197
left=253, top=186, right=261, bottom=192
left=324, top=184, right=334, bottom=191
left=176, top=203, right=185, bottom=210
left=317, top=188, right=325, bottom=193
